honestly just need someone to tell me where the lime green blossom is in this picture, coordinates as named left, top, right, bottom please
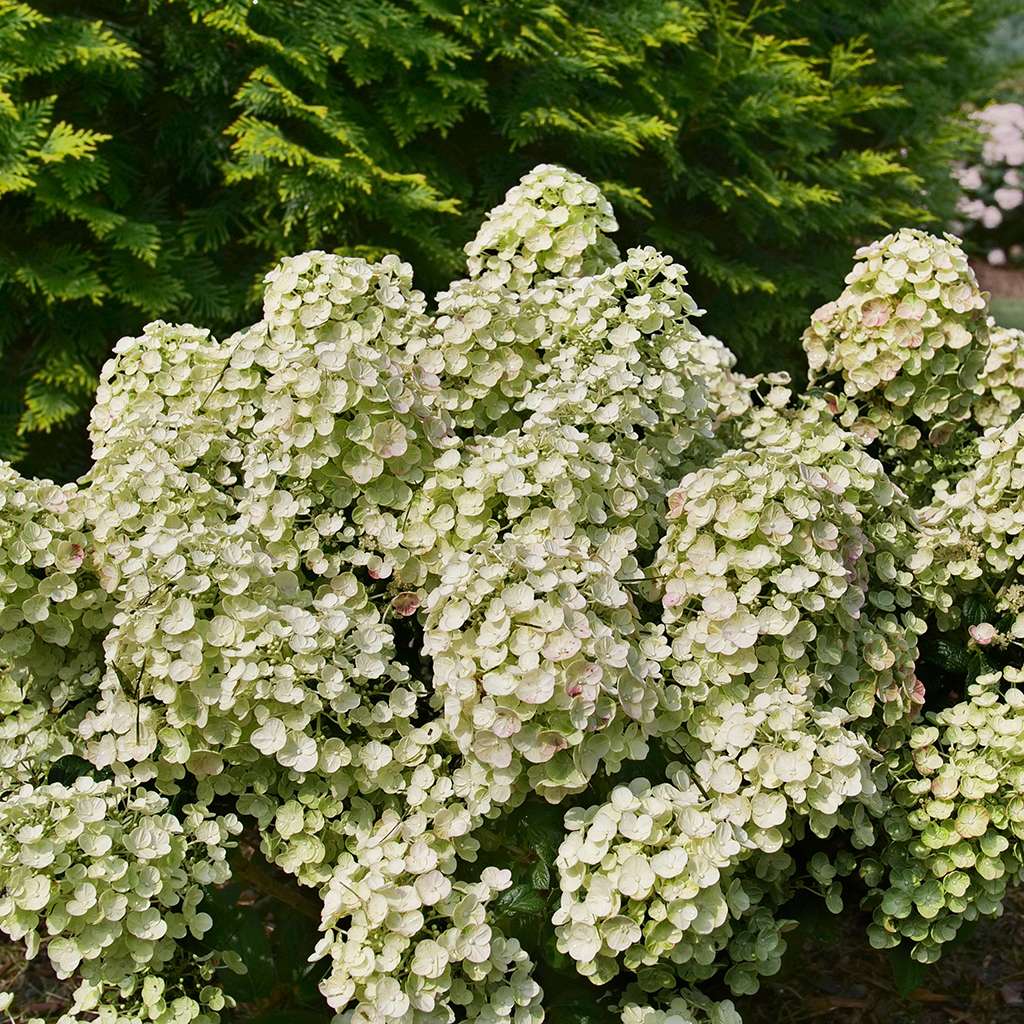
left=860, top=670, right=1024, bottom=962
left=2, top=165, right=1020, bottom=1024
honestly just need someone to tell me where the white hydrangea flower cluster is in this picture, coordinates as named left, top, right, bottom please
left=690, top=331, right=757, bottom=432
left=518, top=247, right=709, bottom=449
left=404, top=218, right=726, bottom=805
left=315, top=861, right=542, bottom=1024
left=3, top=164, right=731, bottom=1022
left=0, top=465, right=93, bottom=652
left=234, top=746, right=482, bottom=893
left=41, top=970, right=232, bottom=1024
left=0, top=465, right=114, bottom=801
left=0, top=664, right=71, bottom=790
left=424, top=525, right=675, bottom=803
left=0, top=777, right=239, bottom=1010
left=408, top=425, right=663, bottom=568
left=465, top=163, right=620, bottom=290
left=619, top=990, right=742, bottom=1024
left=553, top=776, right=793, bottom=997
left=0, top=464, right=110, bottom=746
left=976, top=322, right=1024, bottom=428
left=657, top=403, right=927, bottom=732
left=802, top=228, right=989, bottom=445
left=71, top=260, right=462, bottom=803
left=426, top=275, right=546, bottom=432
left=920, top=414, right=1024, bottom=631
left=859, top=669, right=1024, bottom=963
left=6, top=163, right=1024, bottom=1023
left=801, top=229, right=1024, bottom=500
left=429, top=162, right=617, bottom=433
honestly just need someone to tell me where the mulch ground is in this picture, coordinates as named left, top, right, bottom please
left=739, top=890, right=1024, bottom=1024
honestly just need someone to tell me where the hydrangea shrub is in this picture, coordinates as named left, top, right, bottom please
left=3, top=165, right=1024, bottom=1024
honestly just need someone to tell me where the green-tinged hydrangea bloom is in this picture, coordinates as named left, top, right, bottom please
left=553, top=775, right=793, bottom=996
left=976, top=321, right=1024, bottom=429
left=0, top=778, right=239, bottom=1009
left=691, top=331, right=758, bottom=433
left=465, top=164, right=620, bottom=292
left=619, top=992, right=742, bottom=1024
left=235, top=761, right=482, bottom=891
left=425, top=275, right=547, bottom=432
left=803, top=229, right=989, bottom=443
left=407, top=426, right=667, bottom=571
left=800, top=231, right=1024, bottom=501
left=657, top=402, right=928, bottom=731
left=919, top=414, right=1024, bottom=633
left=316, top=863, right=543, bottom=1024
left=0, top=465, right=112, bottom=780
left=42, top=971, right=232, bottom=1024
left=859, top=669, right=1024, bottom=963
left=2, top=165, right=1020, bottom=1023
left=518, top=247, right=708, bottom=442
left=425, top=525, right=677, bottom=803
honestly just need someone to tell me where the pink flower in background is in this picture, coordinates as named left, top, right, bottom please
left=1005, top=143, right=1024, bottom=166
left=982, top=206, right=1003, bottom=229
left=955, top=102, right=1024, bottom=264
left=979, top=104, right=1024, bottom=164
left=957, top=197, right=986, bottom=220
left=995, top=186, right=1024, bottom=210
left=956, top=165, right=983, bottom=191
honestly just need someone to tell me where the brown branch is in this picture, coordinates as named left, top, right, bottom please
left=228, top=849, right=322, bottom=923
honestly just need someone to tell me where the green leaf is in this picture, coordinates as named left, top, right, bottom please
left=962, top=594, right=993, bottom=627
left=530, top=857, right=551, bottom=891
left=46, top=754, right=98, bottom=786
left=539, top=996, right=619, bottom=1024
left=492, top=882, right=548, bottom=921
left=202, top=883, right=276, bottom=1001
left=520, top=797, right=566, bottom=857
left=888, top=946, right=930, bottom=998
left=268, top=899, right=328, bottom=1003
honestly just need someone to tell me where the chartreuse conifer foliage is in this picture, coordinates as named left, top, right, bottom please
left=0, top=0, right=1010, bottom=475
left=3, top=165, right=1024, bottom=1024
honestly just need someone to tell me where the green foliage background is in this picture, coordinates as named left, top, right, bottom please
left=0, top=0, right=1011, bottom=478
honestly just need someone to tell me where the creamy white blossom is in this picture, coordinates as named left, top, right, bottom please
left=1, top=164, right=1021, bottom=1024
left=803, top=229, right=989, bottom=449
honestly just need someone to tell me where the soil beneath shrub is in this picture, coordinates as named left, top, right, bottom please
left=738, top=889, right=1024, bottom=1024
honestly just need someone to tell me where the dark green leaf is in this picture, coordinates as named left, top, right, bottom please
left=492, top=882, right=548, bottom=921
left=531, top=857, right=552, bottom=891
left=202, top=883, right=276, bottom=1001
left=888, top=946, right=930, bottom=998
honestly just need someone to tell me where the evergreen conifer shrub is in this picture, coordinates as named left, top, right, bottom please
left=4, top=165, right=1024, bottom=1024
left=0, top=0, right=1010, bottom=475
